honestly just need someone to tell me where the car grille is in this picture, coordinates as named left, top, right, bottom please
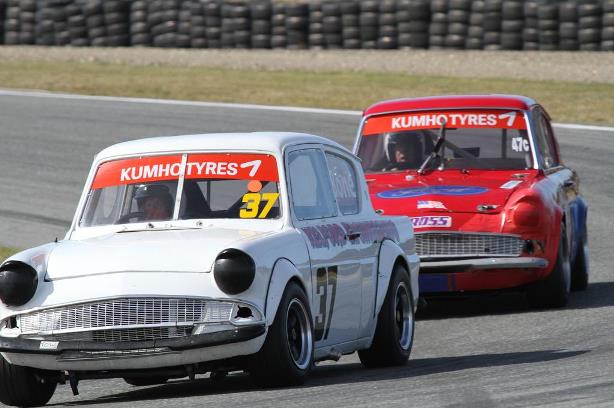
left=415, top=232, right=523, bottom=259
left=18, top=297, right=235, bottom=341
left=44, top=326, right=194, bottom=343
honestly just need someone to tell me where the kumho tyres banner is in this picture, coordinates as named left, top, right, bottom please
left=0, top=0, right=613, bottom=51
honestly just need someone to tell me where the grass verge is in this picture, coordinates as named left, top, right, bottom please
left=0, top=247, right=16, bottom=263
left=0, top=59, right=612, bottom=124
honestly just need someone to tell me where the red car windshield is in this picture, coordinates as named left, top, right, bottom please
left=357, top=109, right=533, bottom=173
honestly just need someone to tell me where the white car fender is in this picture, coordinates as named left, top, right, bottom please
left=375, top=239, right=419, bottom=316
left=264, top=258, right=309, bottom=326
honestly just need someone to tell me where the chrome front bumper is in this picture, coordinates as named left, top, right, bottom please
left=420, top=257, right=548, bottom=272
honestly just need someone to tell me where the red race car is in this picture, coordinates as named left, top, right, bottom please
left=354, top=95, right=589, bottom=308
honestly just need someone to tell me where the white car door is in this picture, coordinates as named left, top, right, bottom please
left=286, top=146, right=362, bottom=347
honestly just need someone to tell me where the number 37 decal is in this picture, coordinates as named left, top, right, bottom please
left=240, top=193, right=279, bottom=219
left=315, top=266, right=338, bottom=342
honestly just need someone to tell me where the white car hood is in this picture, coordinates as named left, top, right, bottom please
left=46, top=227, right=273, bottom=280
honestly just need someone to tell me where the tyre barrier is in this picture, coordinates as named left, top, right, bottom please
left=0, top=0, right=613, bottom=51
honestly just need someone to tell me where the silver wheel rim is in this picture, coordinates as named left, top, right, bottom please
left=286, top=298, right=313, bottom=370
left=395, top=282, right=413, bottom=350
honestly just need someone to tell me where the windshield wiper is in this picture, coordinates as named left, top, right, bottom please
left=418, top=119, right=447, bottom=175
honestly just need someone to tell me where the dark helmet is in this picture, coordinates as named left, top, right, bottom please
left=134, top=185, right=174, bottom=208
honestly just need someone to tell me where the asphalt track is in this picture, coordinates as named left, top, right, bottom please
left=0, top=91, right=613, bottom=407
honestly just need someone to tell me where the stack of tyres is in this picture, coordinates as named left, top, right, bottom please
left=151, top=0, right=179, bottom=48
left=251, top=0, right=272, bottom=49
left=286, top=3, right=308, bottom=49
left=130, top=0, right=151, bottom=46
left=341, top=0, right=360, bottom=49
left=5, top=0, right=19, bottom=44
left=408, top=0, right=429, bottom=49
left=270, top=3, right=286, bottom=49
left=447, top=0, right=471, bottom=49
left=500, top=0, right=523, bottom=50
left=429, top=0, right=447, bottom=49
left=0, top=0, right=5, bottom=44
left=359, top=0, right=378, bottom=49
left=465, top=0, right=484, bottom=49
left=67, top=2, right=88, bottom=46
left=522, top=0, right=539, bottom=50
left=604, top=0, right=614, bottom=51
left=559, top=1, right=579, bottom=51
left=232, top=2, right=251, bottom=49
left=377, top=0, right=397, bottom=49
left=537, top=3, right=558, bottom=51
left=578, top=1, right=601, bottom=51
left=483, top=0, right=502, bottom=50
left=18, top=0, right=36, bottom=45
left=204, top=0, right=222, bottom=48
left=308, top=2, right=324, bottom=48
left=176, top=0, right=192, bottom=48
left=104, top=0, right=130, bottom=46
left=84, top=0, right=105, bottom=46
left=396, top=0, right=411, bottom=49
left=220, top=1, right=235, bottom=48
left=189, top=0, right=207, bottom=48
left=35, top=0, right=57, bottom=46
left=322, top=1, right=342, bottom=49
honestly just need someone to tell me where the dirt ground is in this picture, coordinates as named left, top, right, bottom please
left=1, top=46, right=612, bottom=83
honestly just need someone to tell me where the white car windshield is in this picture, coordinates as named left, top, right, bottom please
left=80, top=153, right=281, bottom=227
left=357, top=109, right=533, bottom=173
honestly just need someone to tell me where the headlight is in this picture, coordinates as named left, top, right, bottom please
left=512, top=201, right=541, bottom=226
left=213, top=249, right=255, bottom=295
left=0, top=261, right=38, bottom=306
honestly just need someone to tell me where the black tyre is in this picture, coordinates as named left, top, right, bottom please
left=0, top=355, right=57, bottom=407
left=358, top=264, right=414, bottom=368
left=123, top=377, right=169, bottom=386
left=571, top=232, right=589, bottom=291
left=528, top=224, right=571, bottom=309
left=250, top=282, right=313, bottom=387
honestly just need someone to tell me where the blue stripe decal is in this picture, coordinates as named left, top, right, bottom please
left=419, top=274, right=453, bottom=293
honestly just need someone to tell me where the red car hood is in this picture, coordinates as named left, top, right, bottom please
left=367, top=169, right=538, bottom=215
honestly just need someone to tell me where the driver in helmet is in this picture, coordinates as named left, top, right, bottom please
left=383, top=132, right=424, bottom=170
left=134, top=184, right=173, bottom=221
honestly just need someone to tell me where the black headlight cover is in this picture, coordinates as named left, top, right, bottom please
left=0, top=261, right=38, bottom=307
left=213, top=249, right=256, bottom=295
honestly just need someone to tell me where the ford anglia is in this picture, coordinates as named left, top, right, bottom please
left=0, top=132, right=419, bottom=406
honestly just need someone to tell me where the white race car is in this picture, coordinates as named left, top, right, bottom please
left=0, top=132, right=419, bottom=406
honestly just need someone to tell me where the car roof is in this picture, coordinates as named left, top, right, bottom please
left=363, top=95, right=538, bottom=117
left=96, top=132, right=349, bottom=160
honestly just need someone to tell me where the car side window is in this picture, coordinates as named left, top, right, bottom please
left=287, top=149, right=337, bottom=221
left=534, top=109, right=559, bottom=169
left=325, top=152, right=360, bottom=215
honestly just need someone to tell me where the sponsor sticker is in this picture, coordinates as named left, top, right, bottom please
left=377, top=185, right=489, bottom=199
left=412, top=216, right=452, bottom=229
left=91, top=153, right=279, bottom=189
left=39, top=341, right=59, bottom=350
left=363, top=109, right=527, bottom=135
left=500, top=180, right=522, bottom=189
left=417, top=200, right=447, bottom=210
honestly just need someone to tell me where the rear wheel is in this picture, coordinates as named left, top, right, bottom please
left=359, top=263, right=414, bottom=368
left=250, top=281, right=313, bottom=387
left=571, top=234, right=589, bottom=291
left=0, top=355, right=57, bottom=407
left=527, top=224, right=571, bottom=309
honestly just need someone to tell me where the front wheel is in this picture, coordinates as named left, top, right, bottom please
left=571, top=234, right=589, bottom=291
left=527, top=224, right=571, bottom=309
left=249, top=281, right=313, bottom=387
left=0, top=355, right=57, bottom=407
left=359, top=263, right=415, bottom=368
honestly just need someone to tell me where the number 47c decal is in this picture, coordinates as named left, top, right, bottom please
left=314, top=266, right=338, bottom=342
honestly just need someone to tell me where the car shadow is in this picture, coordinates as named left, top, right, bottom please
left=49, top=349, right=588, bottom=406
left=416, top=281, right=614, bottom=320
